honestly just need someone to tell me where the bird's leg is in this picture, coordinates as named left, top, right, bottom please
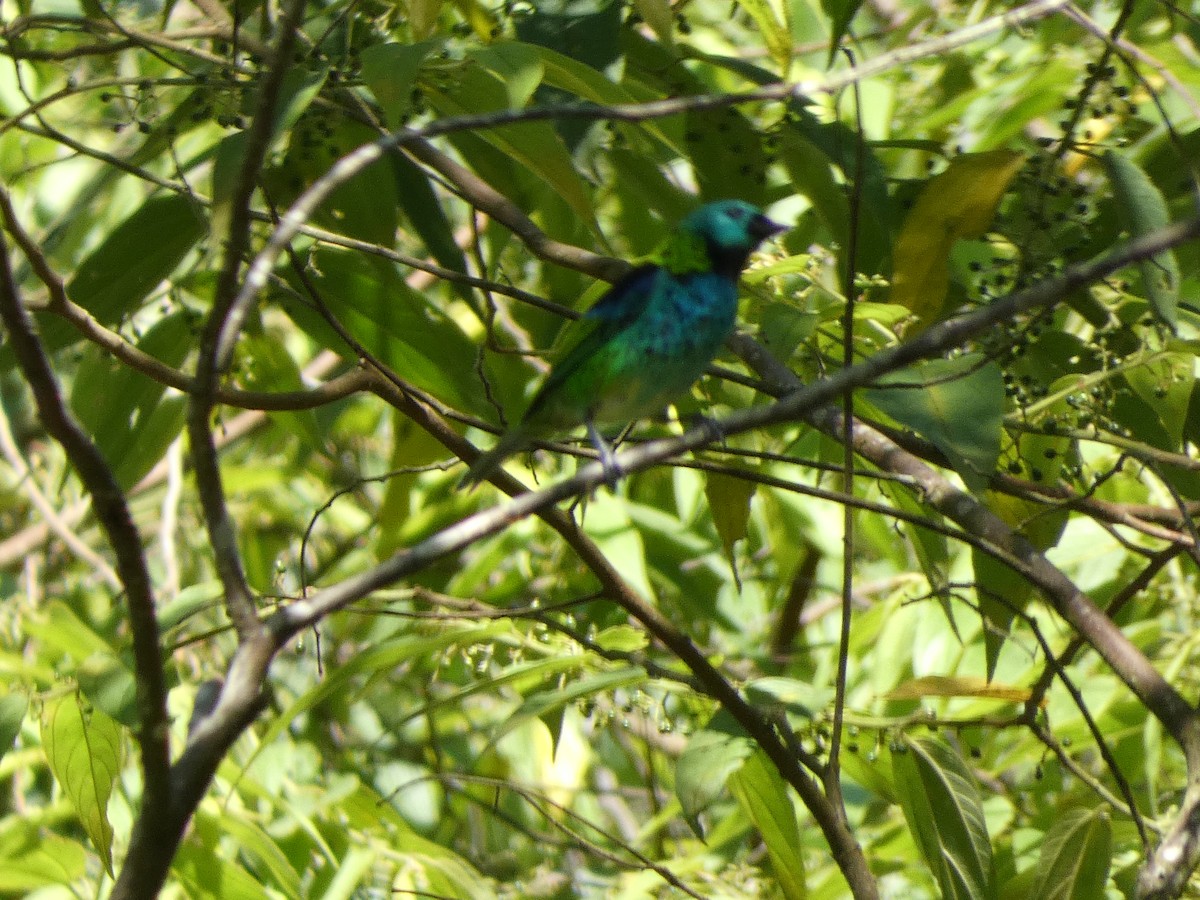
left=586, top=418, right=622, bottom=488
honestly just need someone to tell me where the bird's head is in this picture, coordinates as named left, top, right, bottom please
left=662, top=200, right=787, bottom=278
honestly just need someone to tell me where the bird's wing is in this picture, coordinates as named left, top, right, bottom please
left=582, top=263, right=659, bottom=324
left=521, top=264, right=660, bottom=425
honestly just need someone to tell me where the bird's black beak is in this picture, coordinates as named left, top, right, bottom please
left=750, top=213, right=788, bottom=240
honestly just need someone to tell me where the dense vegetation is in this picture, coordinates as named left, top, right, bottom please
left=2, top=0, right=1200, bottom=896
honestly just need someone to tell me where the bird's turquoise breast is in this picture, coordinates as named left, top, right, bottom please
left=589, top=271, right=738, bottom=424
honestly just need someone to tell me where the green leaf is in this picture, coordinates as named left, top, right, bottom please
left=685, top=105, right=769, bottom=207
left=270, top=116, right=400, bottom=246
left=248, top=623, right=513, bottom=766
left=0, top=831, right=88, bottom=891
left=24, top=599, right=114, bottom=664
left=632, top=0, right=674, bottom=42
left=158, top=580, right=224, bottom=633
left=821, top=0, right=864, bottom=62
left=360, top=40, right=442, bottom=126
left=423, top=60, right=597, bottom=228
left=174, top=827, right=272, bottom=900
left=471, top=44, right=545, bottom=109
left=391, top=152, right=472, bottom=302
left=728, top=750, right=807, bottom=900
left=220, top=815, right=303, bottom=899
left=777, top=130, right=851, bottom=266
left=593, top=624, right=649, bottom=653
left=498, top=667, right=647, bottom=745
left=866, top=354, right=1005, bottom=492
left=974, top=416, right=1071, bottom=675
left=47, top=194, right=204, bottom=350
left=70, top=311, right=192, bottom=489
left=280, top=248, right=487, bottom=415
left=893, top=736, right=994, bottom=900
left=40, top=693, right=123, bottom=876
left=973, top=490, right=1067, bottom=678
left=1103, top=150, right=1179, bottom=329
left=1123, top=352, right=1194, bottom=448
left=743, top=677, right=833, bottom=718
left=881, top=479, right=949, bottom=590
left=676, top=712, right=754, bottom=836
left=238, top=333, right=323, bottom=453
left=582, top=492, right=655, bottom=600
left=0, top=692, right=26, bottom=763
left=514, top=0, right=623, bottom=79
left=734, top=0, right=793, bottom=72
left=705, top=469, right=756, bottom=566
left=376, top=416, right=454, bottom=557
left=271, top=66, right=329, bottom=136
left=891, top=151, right=1025, bottom=324
left=77, top=653, right=139, bottom=728
left=1027, top=806, right=1112, bottom=900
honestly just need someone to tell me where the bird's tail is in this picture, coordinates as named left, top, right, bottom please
left=457, top=427, right=531, bottom=490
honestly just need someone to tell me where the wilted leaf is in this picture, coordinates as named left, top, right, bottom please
left=885, top=674, right=1032, bottom=703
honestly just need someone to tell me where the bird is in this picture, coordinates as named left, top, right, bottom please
left=460, top=199, right=787, bottom=488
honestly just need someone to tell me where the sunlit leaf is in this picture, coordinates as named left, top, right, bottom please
left=728, top=750, right=807, bottom=899
left=891, top=151, right=1025, bottom=324
left=0, top=831, right=88, bottom=891
left=734, top=0, right=792, bottom=72
left=41, top=693, right=122, bottom=876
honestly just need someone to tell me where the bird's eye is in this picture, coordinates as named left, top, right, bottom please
left=726, top=207, right=746, bottom=220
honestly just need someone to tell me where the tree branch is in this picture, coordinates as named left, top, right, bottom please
left=0, top=199, right=172, bottom=887
left=187, top=0, right=308, bottom=640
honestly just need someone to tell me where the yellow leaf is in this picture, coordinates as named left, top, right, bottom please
left=892, top=150, right=1025, bottom=324
left=885, top=674, right=1032, bottom=703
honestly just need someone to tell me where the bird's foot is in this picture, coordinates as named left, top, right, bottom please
left=598, top=443, right=624, bottom=490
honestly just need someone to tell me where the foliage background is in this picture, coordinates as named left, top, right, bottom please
left=1, top=0, right=1200, bottom=897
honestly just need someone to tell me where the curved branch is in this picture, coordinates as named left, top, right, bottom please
left=0, top=196, right=172, bottom=888
left=186, top=0, right=308, bottom=640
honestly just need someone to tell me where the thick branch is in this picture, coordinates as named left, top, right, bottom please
left=0, top=204, right=172, bottom=877
left=186, top=0, right=308, bottom=639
